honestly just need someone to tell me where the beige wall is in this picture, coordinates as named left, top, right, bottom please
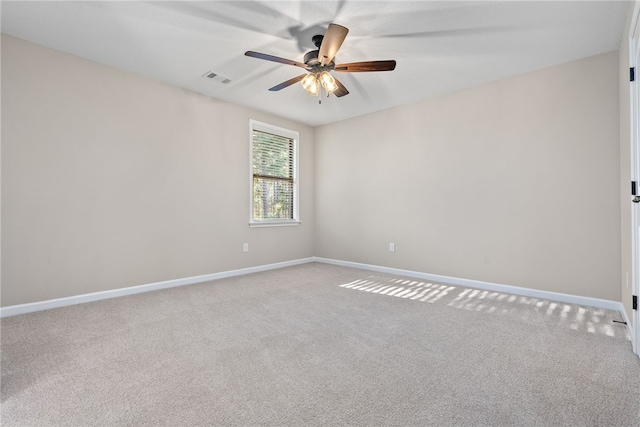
left=1, top=33, right=625, bottom=307
left=1, top=35, right=315, bottom=306
left=315, top=51, right=621, bottom=301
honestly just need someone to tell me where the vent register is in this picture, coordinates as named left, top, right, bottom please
left=203, top=71, right=231, bottom=84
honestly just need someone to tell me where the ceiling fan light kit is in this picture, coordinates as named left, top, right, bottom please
left=300, top=71, right=338, bottom=98
left=301, top=73, right=320, bottom=96
left=319, top=71, right=338, bottom=93
left=245, top=23, right=396, bottom=100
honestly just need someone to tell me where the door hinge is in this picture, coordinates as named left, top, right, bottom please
left=633, top=181, right=637, bottom=196
left=634, top=295, right=638, bottom=310
left=632, top=67, right=636, bottom=82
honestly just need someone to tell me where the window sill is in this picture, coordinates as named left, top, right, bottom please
left=249, top=220, right=301, bottom=228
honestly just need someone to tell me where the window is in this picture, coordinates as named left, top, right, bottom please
left=250, top=120, right=299, bottom=226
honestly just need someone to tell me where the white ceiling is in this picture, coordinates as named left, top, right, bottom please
left=1, top=1, right=630, bottom=127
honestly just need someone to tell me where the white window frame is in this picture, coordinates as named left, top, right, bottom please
left=249, top=119, right=300, bottom=227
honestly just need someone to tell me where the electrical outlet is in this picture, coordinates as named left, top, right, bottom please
left=243, top=243, right=249, bottom=252
left=389, top=243, right=395, bottom=252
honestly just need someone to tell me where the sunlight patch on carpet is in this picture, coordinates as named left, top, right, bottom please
left=339, top=276, right=625, bottom=339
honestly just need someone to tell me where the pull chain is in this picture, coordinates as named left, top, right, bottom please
left=318, top=85, right=331, bottom=104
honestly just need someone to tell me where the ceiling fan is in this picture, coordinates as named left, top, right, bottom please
left=245, top=23, right=396, bottom=99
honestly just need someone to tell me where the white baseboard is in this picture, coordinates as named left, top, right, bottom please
left=313, top=257, right=627, bottom=314
left=1, top=256, right=629, bottom=333
left=0, top=257, right=315, bottom=318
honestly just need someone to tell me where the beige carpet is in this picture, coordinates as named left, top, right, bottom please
left=1, top=262, right=639, bottom=426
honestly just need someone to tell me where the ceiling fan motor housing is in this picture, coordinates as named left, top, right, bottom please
left=304, top=49, right=334, bottom=70
left=303, top=50, right=320, bottom=66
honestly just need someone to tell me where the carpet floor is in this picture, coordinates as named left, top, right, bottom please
left=1, top=262, right=639, bottom=426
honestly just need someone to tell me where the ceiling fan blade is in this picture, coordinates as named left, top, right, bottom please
left=319, top=23, right=348, bottom=66
left=332, top=77, right=349, bottom=97
left=268, top=74, right=307, bottom=91
left=334, top=60, right=397, bottom=72
left=245, top=51, right=308, bottom=69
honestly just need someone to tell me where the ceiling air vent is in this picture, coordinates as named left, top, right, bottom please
left=203, top=70, right=231, bottom=84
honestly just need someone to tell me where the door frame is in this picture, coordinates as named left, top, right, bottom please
left=630, top=1, right=640, bottom=357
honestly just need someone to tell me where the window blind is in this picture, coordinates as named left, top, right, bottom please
left=252, top=130, right=295, bottom=221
